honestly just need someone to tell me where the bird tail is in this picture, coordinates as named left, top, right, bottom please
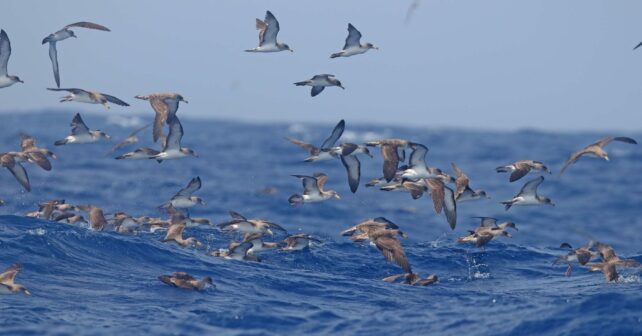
left=244, top=48, right=257, bottom=53
left=330, top=52, right=342, bottom=59
left=42, top=36, right=51, bottom=45
left=294, top=81, right=308, bottom=86
left=496, top=166, right=510, bottom=173
left=54, top=139, right=67, bottom=146
left=501, top=201, right=513, bottom=211
left=134, top=95, right=149, bottom=101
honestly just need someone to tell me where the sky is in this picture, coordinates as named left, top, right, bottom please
left=1, top=0, right=642, bottom=131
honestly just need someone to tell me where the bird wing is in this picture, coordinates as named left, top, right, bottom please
left=102, top=93, right=129, bottom=106
left=171, top=272, right=195, bottom=281
left=286, top=137, right=318, bottom=155
left=175, top=177, right=201, bottom=198
left=426, top=179, right=445, bottom=214
left=310, top=86, right=325, bottom=97
left=560, top=148, right=590, bottom=175
left=451, top=162, right=469, bottom=198
left=473, top=216, right=498, bottom=228
left=164, top=223, right=185, bottom=241
left=260, top=11, right=280, bottom=46
left=595, top=136, right=637, bottom=147
left=70, top=113, right=90, bottom=136
left=374, top=236, right=412, bottom=273
left=320, top=119, right=345, bottom=149
left=314, top=173, right=328, bottom=190
left=635, top=41, right=642, bottom=50
left=149, top=96, right=170, bottom=142
left=576, top=249, right=592, bottom=265
left=0, top=263, right=21, bottom=284
left=293, top=175, right=321, bottom=196
left=229, top=211, right=247, bottom=221
left=408, top=143, right=428, bottom=170
left=26, top=151, right=51, bottom=171
left=64, top=22, right=111, bottom=31
left=372, top=217, right=400, bottom=229
left=381, top=145, right=400, bottom=182
left=0, top=30, right=11, bottom=76
left=7, top=161, right=31, bottom=191
left=343, top=23, right=362, bottom=49
left=517, top=176, right=544, bottom=197
left=510, top=161, right=532, bottom=182
left=48, top=42, right=60, bottom=88
left=443, top=186, right=457, bottom=230
left=163, top=117, right=184, bottom=152
left=340, top=155, right=360, bottom=193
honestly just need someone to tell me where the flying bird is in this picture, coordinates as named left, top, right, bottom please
left=366, top=139, right=410, bottom=182
left=47, top=88, right=129, bottom=109
left=294, top=74, right=344, bottom=97
left=0, top=263, right=30, bottom=295
left=330, top=24, right=378, bottom=58
left=42, top=22, right=110, bottom=88
left=451, top=162, right=488, bottom=202
left=245, top=11, right=293, bottom=53
left=160, top=177, right=205, bottom=210
left=54, top=113, right=111, bottom=145
left=0, top=153, right=30, bottom=191
left=159, top=272, right=213, bottom=290
left=560, top=137, right=637, bottom=175
left=134, top=93, right=188, bottom=143
left=148, top=117, right=198, bottom=160
left=287, top=120, right=345, bottom=161
left=501, top=176, right=554, bottom=210
left=0, top=30, right=23, bottom=89
left=289, top=173, right=340, bottom=205
left=217, top=211, right=286, bottom=236
left=496, top=160, right=551, bottom=182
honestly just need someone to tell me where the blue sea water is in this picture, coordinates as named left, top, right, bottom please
left=0, top=112, right=641, bottom=335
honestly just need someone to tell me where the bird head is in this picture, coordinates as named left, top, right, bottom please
left=366, top=43, right=379, bottom=50
left=182, top=148, right=198, bottom=157
left=10, top=75, right=23, bottom=83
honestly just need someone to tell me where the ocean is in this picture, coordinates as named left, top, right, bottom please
left=0, top=112, right=641, bottom=335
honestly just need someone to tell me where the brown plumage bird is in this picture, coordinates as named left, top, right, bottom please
left=366, top=228, right=412, bottom=274
left=134, top=93, right=188, bottom=143
left=0, top=263, right=30, bottom=295
left=365, top=139, right=409, bottom=182
left=560, top=137, right=637, bottom=175
left=159, top=272, right=213, bottom=290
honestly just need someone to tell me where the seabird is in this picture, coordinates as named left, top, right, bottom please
left=451, top=162, right=488, bottom=202
left=294, top=74, right=345, bottom=97
left=47, top=88, right=129, bottom=109
left=365, top=228, right=413, bottom=274
left=134, top=93, right=188, bottom=143
left=383, top=273, right=438, bottom=286
left=501, top=176, right=554, bottom=211
left=159, top=272, right=213, bottom=290
left=560, top=137, right=637, bottom=175
left=115, top=148, right=161, bottom=161
left=287, top=120, right=345, bottom=162
left=210, top=241, right=259, bottom=261
left=42, top=22, right=110, bottom=88
left=17, top=134, right=56, bottom=170
left=341, top=217, right=408, bottom=241
left=76, top=205, right=108, bottom=231
left=242, top=233, right=279, bottom=254
left=457, top=217, right=517, bottom=247
left=217, top=211, right=287, bottom=236
left=160, top=177, right=205, bottom=210
left=496, top=160, right=551, bottom=182
left=330, top=23, right=378, bottom=58
left=289, top=173, right=340, bottom=205
left=0, top=30, right=24, bottom=89
left=282, top=234, right=321, bottom=251
left=54, top=113, right=111, bottom=145
left=366, top=139, right=410, bottom=182
left=0, top=263, right=30, bottom=295
left=162, top=222, right=201, bottom=247
left=149, top=117, right=197, bottom=160
left=339, top=143, right=373, bottom=193
left=107, top=123, right=151, bottom=154
left=245, top=11, right=293, bottom=53
left=585, top=241, right=641, bottom=282
left=400, top=143, right=442, bottom=181
left=0, top=153, right=30, bottom=191
left=554, top=241, right=599, bottom=277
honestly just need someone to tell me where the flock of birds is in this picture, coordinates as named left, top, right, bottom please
left=1, top=11, right=641, bottom=294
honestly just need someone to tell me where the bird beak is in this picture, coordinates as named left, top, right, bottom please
left=24, top=289, right=31, bottom=295
left=18, top=80, right=24, bottom=83
left=267, top=229, right=274, bottom=236
left=183, top=100, right=189, bottom=104
left=373, top=46, right=380, bottom=50
left=334, top=194, right=341, bottom=200
left=550, top=203, right=556, bottom=207
left=105, top=135, right=112, bottom=140
left=289, top=49, right=294, bottom=52
left=339, top=86, right=345, bottom=90
left=506, top=233, right=513, bottom=238
left=604, top=156, right=609, bottom=161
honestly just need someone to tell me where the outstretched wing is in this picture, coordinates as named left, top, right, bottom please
left=343, top=23, right=362, bottom=49
left=0, top=263, right=21, bottom=284
left=443, top=186, right=457, bottom=230
left=163, top=117, right=184, bottom=152
left=65, top=22, right=111, bottom=31
left=260, top=11, right=280, bottom=46
left=70, top=113, right=90, bottom=135
left=48, top=43, right=60, bottom=88
left=293, top=175, right=321, bottom=196
left=381, top=145, right=400, bottom=182
left=20, top=134, right=36, bottom=151
left=286, top=137, right=318, bottom=155
left=102, top=93, right=129, bottom=106
left=451, top=162, right=469, bottom=198
left=0, top=30, right=11, bottom=76
left=340, top=155, right=360, bottom=193
left=595, top=136, right=637, bottom=147
left=560, top=149, right=589, bottom=175
left=7, top=161, right=31, bottom=192
left=374, top=236, right=412, bottom=273
left=320, top=120, right=345, bottom=149
left=518, top=176, right=544, bottom=197
left=175, top=177, right=201, bottom=198
left=408, top=143, right=428, bottom=170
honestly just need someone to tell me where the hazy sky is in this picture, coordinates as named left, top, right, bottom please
left=1, top=0, right=642, bottom=131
